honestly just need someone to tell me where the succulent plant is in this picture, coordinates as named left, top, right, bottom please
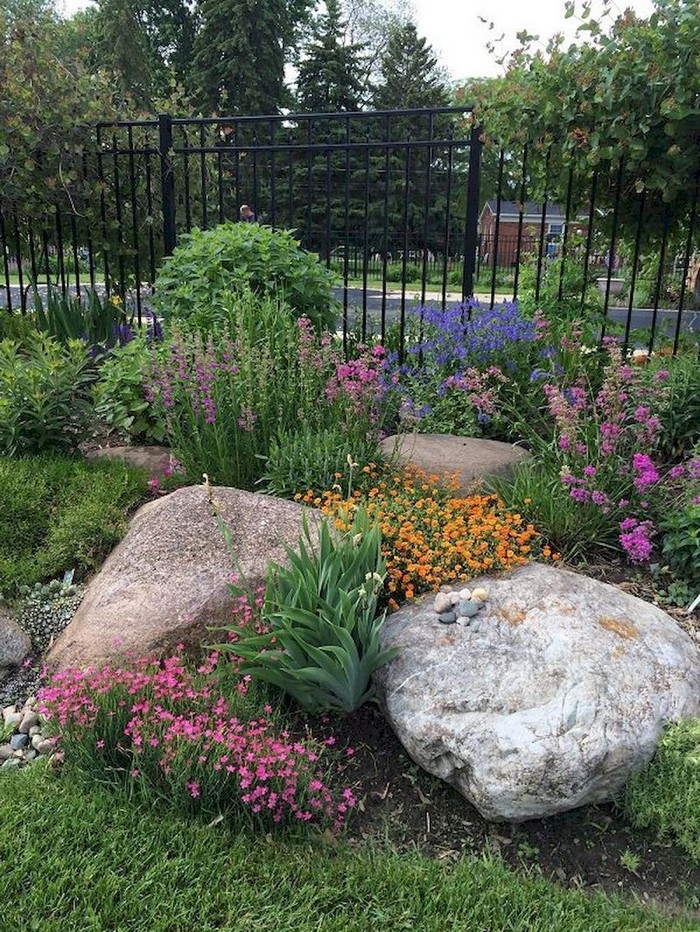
left=16, top=575, right=84, bottom=652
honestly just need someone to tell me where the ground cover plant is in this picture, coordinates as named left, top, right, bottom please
left=623, top=719, right=700, bottom=864
left=297, top=465, right=546, bottom=605
left=37, top=650, right=354, bottom=833
left=0, top=453, right=147, bottom=599
left=152, top=222, right=339, bottom=332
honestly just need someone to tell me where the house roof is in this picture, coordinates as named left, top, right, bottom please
left=480, top=200, right=567, bottom=222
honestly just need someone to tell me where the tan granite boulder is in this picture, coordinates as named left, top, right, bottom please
left=379, top=433, right=530, bottom=492
left=48, top=485, right=318, bottom=670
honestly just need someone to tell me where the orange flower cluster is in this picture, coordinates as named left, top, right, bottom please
left=295, top=466, right=546, bottom=607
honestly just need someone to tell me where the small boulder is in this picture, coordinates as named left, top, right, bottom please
left=0, top=609, right=32, bottom=675
left=48, top=485, right=319, bottom=671
left=87, top=445, right=173, bottom=476
left=374, top=562, right=700, bottom=822
left=379, top=434, right=530, bottom=493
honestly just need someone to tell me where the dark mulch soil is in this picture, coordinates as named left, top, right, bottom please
left=320, top=703, right=700, bottom=922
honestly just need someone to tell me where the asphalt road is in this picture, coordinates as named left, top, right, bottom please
left=2, top=282, right=698, bottom=342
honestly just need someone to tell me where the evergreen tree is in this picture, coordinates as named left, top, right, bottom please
left=94, top=0, right=154, bottom=106
left=192, top=0, right=289, bottom=115
left=296, top=0, right=364, bottom=112
left=373, top=21, right=451, bottom=111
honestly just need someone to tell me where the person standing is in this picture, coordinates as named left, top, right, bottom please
left=239, top=204, right=256, bottom=222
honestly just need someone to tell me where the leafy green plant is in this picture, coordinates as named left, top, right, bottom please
left=489, top=460, right=619, bottom=562
left=0, top=454, right=147, bottom=599
left=32, top=286, right=134, bottom=357
left=146, top=293, right=383, bottom=490
left=650, top=356, right=700, bottom=460
left=152, top=222, right=339, bottom=332
left=214, top=509, right=397, bottom=713
left=658, top=504, right=700, bottom=590
left=93, top=334, right=167, bottom=443
left=0, top=333, right=94, bottom=455
left=261, top=425, right=382, bottom=499
left=623, top=718, right=700, bottom=863
left=0, top=311, right=36, bottom=344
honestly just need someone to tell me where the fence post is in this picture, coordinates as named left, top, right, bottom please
left=158, top=113, right=177, bottom=256
left=462, top=124, right=483, bottom=300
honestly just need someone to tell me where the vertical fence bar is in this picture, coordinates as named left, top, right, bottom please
left=13, top=214, right=25, bottom=311
left=600, top=159, right=625, bottom=341
left=0, top=210, right=12, bottom=311
left=269, top=120, right=277, bottom=226
left=623, top=190, right=646, bottom=350
left=534, top=148, right=551, bottom=305
left=399, top=140, right=412, bottom=347
left=96, top=125, right=111, bottom=295
left=362, top=127, right=371, bottom=339
left=342, top=116, right=351, bottom=354
left=673, top=175, right=699, bottom=354
left=490, top=147, right=505, bottom=307
left=54, top=207, right=66, bottom=294
left=512, top=144, right=528, bottom=301
left=69, top=213, right=81, bottom=302
left=440, top=142, right=454, bottom=310
left=144, top=147, right=157, bottom=289
left=158, top=114, right=177, bottom=257
left=111, top=133, right=126, bottom=298
left=200, top=122, right=208, bottom=230
left=28, top=223, right=39, bottom=290
left=462, top=124, right=483, bottom=301
left=127, top=125, right=143, bottom=322
left=648, top=204, right=671, bottom=352
left=182, top=125, right=192, bottom=233
left=381, top=115, right=391, bottom=343
left=557, top=167, right=575, bottom=301
left=580, top=171, right=598, bottom=315
left=81, top=150, right=96, bottom=289
left=420, top=112, right=434, bottom=305
left=324, top=143, right=332, bottom=266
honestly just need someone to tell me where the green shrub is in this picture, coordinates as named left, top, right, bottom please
left=0, top=333, right=94, bottom=455
left=0, top=454, right=147, bottom=598
left=659, top=503, right=700, bottom=590
left=214, top=509, right=396, bottom=713
left=262, top=425, right=382, bottom=499
left=623, top=719, right=700, bottom=863
left=0, top=310, right=36, bottom=343
left=93, top=334, right=167, bottom=443
left=650, top=356, right=700, bottom=460
left=152, top=222, right=338, bottom=332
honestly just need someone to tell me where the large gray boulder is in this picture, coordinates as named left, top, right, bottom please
left=48, top=486, right=318, bottom=671
left=379, top=433, right=530, bottom=493
left=374, top=562, right=700, bottom=822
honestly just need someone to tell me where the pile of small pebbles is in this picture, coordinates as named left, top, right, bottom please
left=1, top=699, right=55, bottom=771
left=434, top=586, right=490, bottom=631
left=16, top=579, right=84, bottom=653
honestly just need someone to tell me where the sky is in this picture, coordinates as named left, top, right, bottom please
left=59, top=0, right=657, bottom=81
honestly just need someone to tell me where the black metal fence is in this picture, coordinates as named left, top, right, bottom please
left=2, top=105, right=699, bottom=352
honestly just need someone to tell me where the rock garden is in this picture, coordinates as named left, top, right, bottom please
left=2, top=220, right=700, bottom=930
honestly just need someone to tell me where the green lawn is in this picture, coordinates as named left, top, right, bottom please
left=0, top=764, right=694, bottom=932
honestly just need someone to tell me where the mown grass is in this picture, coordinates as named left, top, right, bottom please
left=0, top=764, right=694, bottom=932
left=0, top=453, right=147, bottom=599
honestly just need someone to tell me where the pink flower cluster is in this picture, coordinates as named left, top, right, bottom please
left=325, top=345, right=387, bottom=415
left=37, top=652, right=354, bottom=832
left=619, top=518, right=655, bottom=563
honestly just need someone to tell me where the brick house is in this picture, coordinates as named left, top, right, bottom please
left=478, top=200, right=587, bottom=267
